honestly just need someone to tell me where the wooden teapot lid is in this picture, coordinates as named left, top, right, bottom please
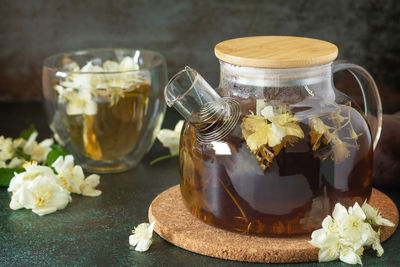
left=214, top=36, right=338, bottom=68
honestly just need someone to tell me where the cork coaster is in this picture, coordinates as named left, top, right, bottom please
left=148, top=186, right=399, bottom=263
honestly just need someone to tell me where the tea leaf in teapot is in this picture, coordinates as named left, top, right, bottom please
left=309, top=117, right=332, bottom=151
left=255, top=145, right=275, bottom=171
left=331, top=138, right=353, bottom=162
left=241, top=105, right=304, bottom=171
left=309, top=106, right=362, bottom=163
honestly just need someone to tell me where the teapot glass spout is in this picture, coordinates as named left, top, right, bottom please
left=164, top=66, right=240, bottom=142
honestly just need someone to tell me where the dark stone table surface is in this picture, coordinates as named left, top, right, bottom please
left=0, top=102, right=399, bottom=266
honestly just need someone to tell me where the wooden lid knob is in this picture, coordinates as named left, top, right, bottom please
left=214, top=36, right=338, bottom=68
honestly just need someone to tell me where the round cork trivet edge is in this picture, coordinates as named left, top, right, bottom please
left=149, top=185, right=398, bottom=263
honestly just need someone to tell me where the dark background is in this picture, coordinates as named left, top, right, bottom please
left=1, top=0, right=399, bottom=112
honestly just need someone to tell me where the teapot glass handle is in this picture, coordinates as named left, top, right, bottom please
left=332, top=61, right=382, bottom=150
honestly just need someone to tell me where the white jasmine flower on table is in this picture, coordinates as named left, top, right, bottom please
left=8, top=162, right=71, bottom=216
left=0, top=157, right=24, bottom=169
left=23, top=131, right=53, bottom=163
left=310, top=214, right=363, bottom=265
left=129, top=222, right=155, bottom=252
left=52, top=155, right=101, bottom=197
left=79, top=174, right=101, bottom=197
left=12, top=137, right=26, bottom=149
left=8, top=162, right=55, bottom=191
left=0, top=136, right=25, bottom=168
left=362, top=200, right=395, bottom=227
left=310, top=202, right=395, bottom=265
left=364, top=227, right=384, bottom=257
left=5, top=157, right=24, bottom=168
left=0, top=136, right=14, bottom=161
left=156, top=120, right=185, bottom=155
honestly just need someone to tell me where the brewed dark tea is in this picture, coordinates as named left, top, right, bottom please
left=180, top=104, right=372, bottom=234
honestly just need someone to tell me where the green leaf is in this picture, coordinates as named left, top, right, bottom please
left=19, top=124, right=36, bottom=140
left=15, top=147, right=30, bottom=161
left=0, top=167, right=25, bottom=187
left=50, top=144, right=65, bottom=151
left=46, top=150, right=69, bottom=167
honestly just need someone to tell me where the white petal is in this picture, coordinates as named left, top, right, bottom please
left=52, top=156, right=65, bottom=172
left=260, top=106, right=275, bottom=120
left=17, top=184, right=36, bottom=209
left=332, top=203, right=348, bottom=223
left=372, top=239, right=384, bottom=257
left=310, top=229, right=327, bottom=248
left=318, top=246, right=339, bottom=262
left=49, top=191, right=72, bottom=210
left=134, top=223, right=150, bottom=234
left=80, top=174, right=101, bottom=197
left=157, top=129, right=176, bottom=142
left=339, top=248, right=362, bottom=265
left=349, top=202, right=366, bottom=220
left=362, top=201, right=376, bottom=218
left=7, top=157, right=23, bottom=168
left=32, top=206, right=57, bottom=216
left=148, top=221, right=155, bottom=234
left=40, top=138, right=54, bottom=148
left=157, top=129, right=180, bottom=154
left=72, top=165, right=85, bottom=180
left=360, top=222, right=375, bottom=244
left=9, top=194, right=23, bottom=210
left=271, top=124, right=286, bottom=142
left=8, top=173, right=25, bottom=192
left=174, top=120, right=185, bottom=133
left=168, top=144, right=180, bottom=155
left=129, top=235, right=140, bottom=246
left=81, top=188, right=102, bottom=197
left=321, top=215, right=334, bottom=230
left=376, top=217, right=395, bottom=227
left=25, top=131, right=38, bottom=148
left=135, top=238, right=153, bottom=252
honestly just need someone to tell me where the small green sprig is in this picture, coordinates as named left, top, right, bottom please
left=149, top=153, right=179, bottom=166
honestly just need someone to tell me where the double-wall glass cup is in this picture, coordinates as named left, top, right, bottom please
left=42, top=49, right=167, bottom=173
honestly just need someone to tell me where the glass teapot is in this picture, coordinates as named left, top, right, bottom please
left=164, top=36, right=382, bottom=235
